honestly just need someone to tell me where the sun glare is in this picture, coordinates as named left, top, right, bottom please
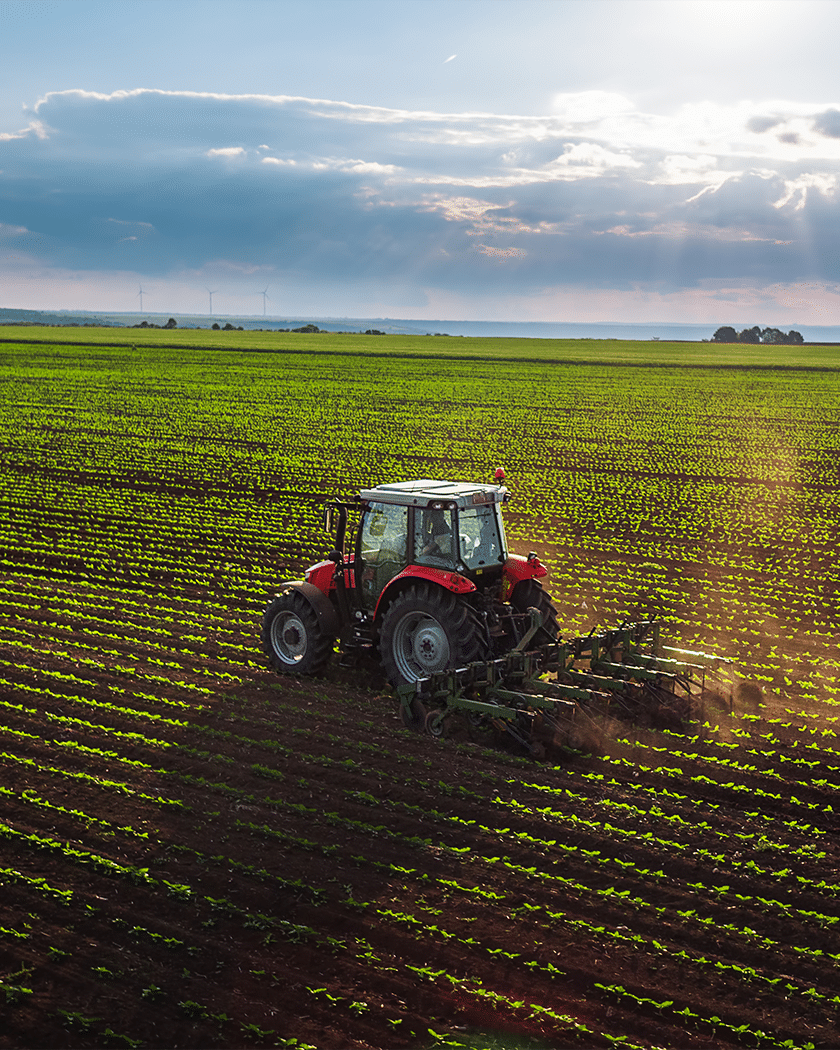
left=661, top=0, right=804, bottom=47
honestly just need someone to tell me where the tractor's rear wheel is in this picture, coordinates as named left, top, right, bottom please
left=262, top=591, right=334, bottom=675
left=380, top=581, right=489, bottom=687
left=510, top=579, right=561, bottom=645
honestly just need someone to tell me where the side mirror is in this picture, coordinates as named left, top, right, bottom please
left=323, top=505, right=336, bottom=533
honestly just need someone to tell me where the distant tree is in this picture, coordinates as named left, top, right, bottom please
left=212, top=322, right=220, bottom=330
left=758, top=327, right=805, bottom=345
left=164, top=317, right=177, bottom=329
left=715, top=324, right=804, bottom=345
left=738, top=326, right=762, bottom=344
left=223, top=322, right=235, bottom=330
left=760, top=327, right=787, bottom=345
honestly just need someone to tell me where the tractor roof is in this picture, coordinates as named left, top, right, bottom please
left=359, top=479, right=508, bottom=509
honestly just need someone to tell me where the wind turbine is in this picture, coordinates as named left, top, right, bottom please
left=260, top=287, right=270, bottom=317
left=206, top=288, right=218, bottom=316
left=138, top=285, right=146, bottom=312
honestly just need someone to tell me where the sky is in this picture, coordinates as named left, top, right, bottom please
left=3, top=0, right=840, bottom=325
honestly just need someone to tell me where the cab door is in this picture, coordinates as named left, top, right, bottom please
left=357, top=502, right=408, bottom=610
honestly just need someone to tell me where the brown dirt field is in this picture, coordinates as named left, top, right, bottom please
left=2, top=341, right=839, bottom=1049
left=2, top=575, right=839, bottom=1050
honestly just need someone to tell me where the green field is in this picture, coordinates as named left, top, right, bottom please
left=5, top=323, right=838, bottom=366
left=1, top=327, right=840, bottom=1049
left=2, top=327, right=839, bottom=674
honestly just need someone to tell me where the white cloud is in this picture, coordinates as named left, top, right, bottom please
left=263, top=155, right=399, bottom=175
left=773, top=172, right=837, bottom=210
left=26, top=86, right=840, bottom=164
left=656, top=154, right=731, bottom=184
left=344, top=159, right=399, bottom=175
left=652, top=153, right=739, bottom=200
left=5, top=85, right=840, bottom=320
left=206, top=146, right=246, bottom=158
left=542, top=142, right=642, bottom=180
left=0, top=119, right=47, bottom=142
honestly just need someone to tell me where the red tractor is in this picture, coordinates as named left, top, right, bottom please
left=262, top=473, right=560, bottom=687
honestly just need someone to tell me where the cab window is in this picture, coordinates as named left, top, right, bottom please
left=458, top=505, right=503, bottom=570
left=414, top=506, right=456, bottom=568
left=358, top=502, right=408, bottom=608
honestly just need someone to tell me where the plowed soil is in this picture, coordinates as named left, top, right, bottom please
left=3, top=336, right=840, bottom=1049
left=2, top=577, right=839, bottom=1050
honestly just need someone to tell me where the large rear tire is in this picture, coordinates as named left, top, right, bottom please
left=262, top=591, right=334, bottom=675
left=510, top=579, right=560, bottom=645
left=380, top=581, right=489, bottom=688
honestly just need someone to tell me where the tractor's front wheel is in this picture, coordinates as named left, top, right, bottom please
left=380, top=581, right=488, bottom=688
left=262, top=591, right=334, bottom=675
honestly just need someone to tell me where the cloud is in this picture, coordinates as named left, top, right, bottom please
left=813, top=108, right=840, bottom=139
left=419, top=195, right=513, bottom=225
left=475, top=244, right=527, bottom=259
left=0, top=120, right=47, bottom=142
left=773, top=172, right=837, bottom=210
left=652, top=154, right=742, bottom=202
left=542, top=142, right=642, bottom=180
left=746, top=115, right=783, bottom=134
left=3, top=86, right=840, bottom=318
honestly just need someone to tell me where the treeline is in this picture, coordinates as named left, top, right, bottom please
left=712, top=325, right=803, bottom=344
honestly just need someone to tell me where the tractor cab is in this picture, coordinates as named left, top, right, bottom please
left=355, top=480, right=509, bottom=609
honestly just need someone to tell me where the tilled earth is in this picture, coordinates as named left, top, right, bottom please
left=1, top=578, right=839, bottom=1049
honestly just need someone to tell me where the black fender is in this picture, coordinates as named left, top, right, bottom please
left=277, top=581, right=340, bottom=636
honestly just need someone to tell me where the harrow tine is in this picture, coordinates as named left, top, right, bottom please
left=395, top=619, right=727, bottom=755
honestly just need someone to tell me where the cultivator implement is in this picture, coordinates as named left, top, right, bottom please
left=397, top=619, right=727, bottom=755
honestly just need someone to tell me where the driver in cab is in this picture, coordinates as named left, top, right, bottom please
left=421, top=508, right=452, bottom=558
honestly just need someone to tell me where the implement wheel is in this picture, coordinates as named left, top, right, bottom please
left=262, top=591, right=334, bottom=675
left=510, top=579, right=561, bottom=645
left=380, top=581, right=488, bottom=688
left=424, top=709, right=446, bottom=738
